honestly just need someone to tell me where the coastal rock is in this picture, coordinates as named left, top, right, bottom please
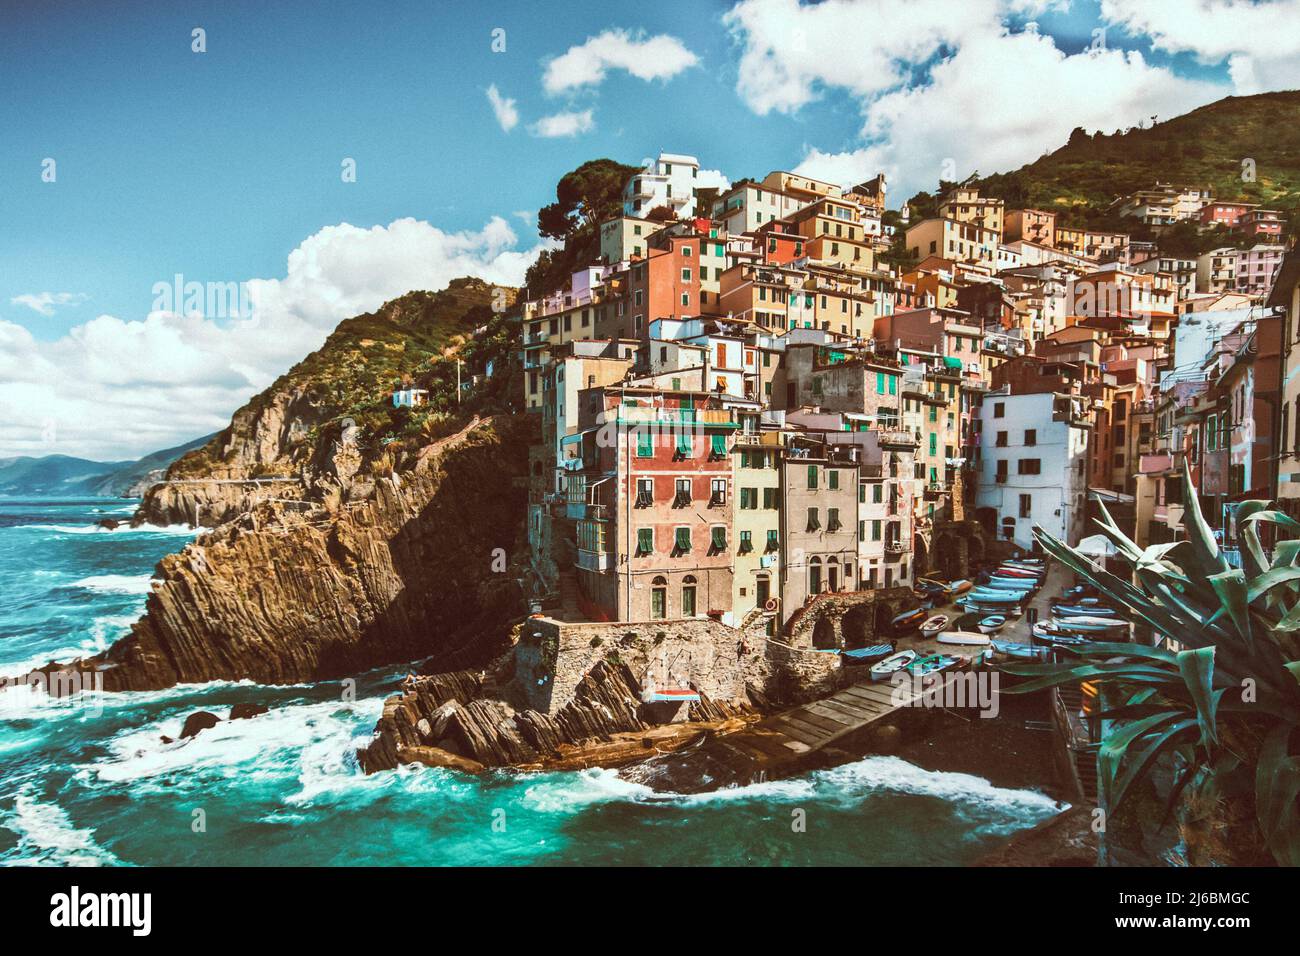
left=180, top=711, right=221, bottom=739
left=36, top=415, right=529, bottom=692
left=96, top=518, right=120, bottom=530
left=230, top=702, right=270, bottom=721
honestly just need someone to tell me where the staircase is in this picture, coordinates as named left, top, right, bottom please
left=1056, top=682, right=1099, bottom=805
left=557, top=569, right=579, bottom=621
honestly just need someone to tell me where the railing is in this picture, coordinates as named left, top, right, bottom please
left=879, top=428, right=919, bottom=447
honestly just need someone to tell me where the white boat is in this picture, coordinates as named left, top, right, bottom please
left=870, top=649, right=918, bottom=681
left=920, top=614, right=949, bottom=637
left=977, top=614, right=1006, bottom=634
left=1052, top=616, right=1129, bottom=632
left=936, top=630, right=991, bottom=646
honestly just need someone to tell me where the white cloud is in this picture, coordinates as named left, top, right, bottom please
left=725, top=0, right=1225, bottom=200
left=10, top=292, right=88, bottom=316
left=0, top=218, right=545, bottom=461
left=723, top=0, right=991, bottom=115
left=542, top=29, right=699, bottom=94
left=485, top=84, right=519, bottom=132
left=696, top=168, right=732, bottom=191
left=1101, top=0, right=1300, bottom=93
left=529, top=109, right=595, bottom=138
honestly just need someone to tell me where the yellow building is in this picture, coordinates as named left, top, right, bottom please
left=731, top=431, right=784, bottom=627
left=905, top=218, right=999, bottom=269
left=938, top=186, right=1004, bottom=237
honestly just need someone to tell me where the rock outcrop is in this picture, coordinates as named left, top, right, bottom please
left=42, top=414, right=529, bottom=691
left=357, top=654, right=761, bottom=774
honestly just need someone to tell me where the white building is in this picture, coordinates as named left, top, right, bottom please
left=976, top=391, right=1090, bottom=550
left=622, top=152, right=700, bottom=219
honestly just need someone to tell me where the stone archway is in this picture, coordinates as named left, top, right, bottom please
left=841, top=604, right=875, bottom=649
left=812, top=614, right=837, bottom=650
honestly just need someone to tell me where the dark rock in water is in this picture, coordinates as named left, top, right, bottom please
left=180, top=710, right=221, bottom=739
left=96, top=518, right=120, bottom=530
left=230, top=702, right=269, bottom=721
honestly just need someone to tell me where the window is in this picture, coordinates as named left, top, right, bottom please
left=996, top=460, right=1008, bottom=482
left=827, top=507, right=842, bottom=532
left=995, top=431, right=1008, bottom=447
left=636, top=478, right=654, bottom=508
left=762, top=487, right=776, bottom=509
left=710, top=434, right=726, bottom=459
left=710, top=479, right=727, bottom=506
left=873, top=484, right=883, bottom=504
left=807, top=507, right=821, bottom=532
left=709, top=526, right=727, bottom=555
left=636, top=528, right=653, bottom=557
left=858, top=519, right=865, bottom=542
left=1024, top=429, right=1036, bottom=446
left=871, top=519, right=882, bottom=541
left=1019, top=494, right=1032, bottom=518
left=828, top=469, right=839, bottom=490
left=765, top=529, right=779, bottom=552
left=673, top=527, right=691, bottom=556
left=739, top=487, right=754, bottom=510
left=994, top=402, right=1005, bottom=418
left=681, top=576, right=697, bottom=617
left=807, top=464, right=818, bottom=489
left=929, top=433, right=938, bottom=456
left=1018, top=458, right=1041, bottom=475
left=675, top=433, right=693, bottom=460
left=637, top=431, right=654, bottom=457
left=673, top=478, right=691, bottom=508
left=681, top=268, right=692, bottom=282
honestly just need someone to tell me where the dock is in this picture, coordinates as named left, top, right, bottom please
left=622, top=668, right=974, bottom=793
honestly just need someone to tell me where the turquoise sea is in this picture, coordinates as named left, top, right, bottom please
left=0, top=498, right=1064, bottom=866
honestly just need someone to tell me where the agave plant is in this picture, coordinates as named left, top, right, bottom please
left=1001, top=459, right=1300, bottom=865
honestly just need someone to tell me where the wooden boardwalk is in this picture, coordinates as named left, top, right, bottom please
left=623, top=671, right=967, bottom=793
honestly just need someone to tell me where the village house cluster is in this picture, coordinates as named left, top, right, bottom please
left=518, top=153, right=1295, bottom=632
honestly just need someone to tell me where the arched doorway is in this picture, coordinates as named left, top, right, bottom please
left=841, top=604, right=874, bottom=649
left=651, top=575, right=667, bottom=620
left=827, top=557, right=840, bottom=593
left=812, top=614, right=837, bottom=650
left=809, top=557, right=822, bottom=595
left=681, top=575, right=697, bottom=618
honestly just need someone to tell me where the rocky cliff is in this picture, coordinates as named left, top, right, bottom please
left=70, top=413, right=531, bottom=690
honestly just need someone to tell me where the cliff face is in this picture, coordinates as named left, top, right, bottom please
left=83, top=414, right=530, bottom=690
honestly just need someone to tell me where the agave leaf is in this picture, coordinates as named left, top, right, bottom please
left=1094, top=498, right=1144, bottom=561
left=1271, top=540, right=1300, bottom=570
left=1179, top=458, right=1229, bottom=578
left=1052, top=641, right=1180, bottom=664
left=1255, top=723, right=1300, bottom=866
left=1234, top=500, right=1273, bottom=581
left=1241, top=509, right=1300, bottom=534
left=1176, top=646, right=1221, bottom=748
left=1208, top=569, right=1252, bottom=646
left=1246, top=566, right=1300, bottom=605
left=1097, top=711, right=1187, bottom=811
left=1109, top=718, right=1201, bottom=815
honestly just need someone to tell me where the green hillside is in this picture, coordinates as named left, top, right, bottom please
left=910, top=90, right=1300, bottom=255
left=168, top=277, right=522, bottom=479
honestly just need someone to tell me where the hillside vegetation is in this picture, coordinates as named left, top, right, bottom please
left=910, top=90, right=1300, bottom=256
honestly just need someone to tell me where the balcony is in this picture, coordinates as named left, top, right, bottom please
left=884, top=541, right=908, bottom=556
left=879, top=428, right=919, bottom=449
left=576, top=549, right=613, bottom=572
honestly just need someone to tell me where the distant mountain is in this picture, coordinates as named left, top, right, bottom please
left=0, top=434, right=216, bottom=498
left=908, top=90, right=1300, bottom=254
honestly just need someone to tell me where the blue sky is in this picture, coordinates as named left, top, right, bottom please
left=0, top=0, right=1290, bottom=459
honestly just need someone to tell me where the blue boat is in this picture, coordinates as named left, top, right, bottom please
left=968, top=589, right=1029, bottom=603
left=984, top=577, right=1037, bottom=591
left=991, top=640, right=1048, bottom=660
left=1052, top=604, right=1118, bottom=618
left=841, top=643, right=894, bottom=665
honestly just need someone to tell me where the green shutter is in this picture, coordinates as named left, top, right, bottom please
left=675, top=528, right=691, bottom=552
left=828, top=469, right=838, bottom=490
left=677, top=433, right=692, bottom=457
left=929, top=433, right=937, bottom=455
left=637, top=528, right=653, bottom=555
left=712, top=526, right=726, bottom=550
left=711, top=434, right=725, bottom=455
left=637, top=431, right=654, bottom=457
left=807, top=464, right=818, bottom=489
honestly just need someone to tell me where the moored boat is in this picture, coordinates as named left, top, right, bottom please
left=1052, top=603, right=1118, bottom=617
left=1051, top=615, right=1129, bottom=633
left=991, top=639, right=1048, bottom=660
left=870, top=649, right=918, bottom=681
left=905, top=653, right=962, bottom=676
left=920, top=614, right=949, bottom=637
left=841, top=642, right=895, bottom=665
left=977, top=614, right=1006, bottom=634
left=936, top=630, right=990, bottom=646
left=891, top=606, right=927, bottom=631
